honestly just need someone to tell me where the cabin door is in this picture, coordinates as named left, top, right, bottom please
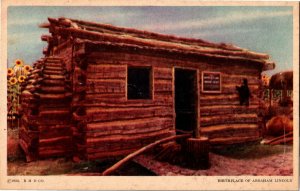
left=175, top=68, right=198, bottom=135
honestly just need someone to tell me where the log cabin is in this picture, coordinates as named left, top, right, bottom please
left=20, top=17, right=275, bottom=161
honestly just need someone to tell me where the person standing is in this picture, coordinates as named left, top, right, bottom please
left=236, top=79, right=251, bottom=106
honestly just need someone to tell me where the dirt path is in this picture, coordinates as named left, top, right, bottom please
left=134, top=150, right=293, bottom=176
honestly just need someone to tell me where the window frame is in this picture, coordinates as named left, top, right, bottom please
left=126, top=65, right=153, bottom=101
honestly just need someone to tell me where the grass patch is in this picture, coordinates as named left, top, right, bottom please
left=212, top=142, right=292, bottom=160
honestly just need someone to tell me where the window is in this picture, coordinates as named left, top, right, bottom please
left=127, top=67, right=152, bottom=99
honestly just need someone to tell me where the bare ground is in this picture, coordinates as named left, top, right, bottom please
left=134, top=149, right=293, bottom=176
left=7, top=127, right=293, bottom=176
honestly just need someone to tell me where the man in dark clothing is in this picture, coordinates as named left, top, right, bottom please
left=236, top=79, right=251, bottom=106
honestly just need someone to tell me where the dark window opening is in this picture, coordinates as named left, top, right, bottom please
left=127, top=67, right=151, bottom=99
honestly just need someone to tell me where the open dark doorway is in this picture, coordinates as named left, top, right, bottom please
left=175, top=68, right=198, bottom=136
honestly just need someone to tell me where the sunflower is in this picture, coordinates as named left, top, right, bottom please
left=18, top=75, right=26, bottom=83
left=9, top=77, right=17, bottom=85
left=15, top=59, right=24, bottom=67
left=24, top=65, right=32, bottom=72
left=7, top=68, right=14, bottom=76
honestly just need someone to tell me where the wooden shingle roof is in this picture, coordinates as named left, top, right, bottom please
left=43, top=17, right=275, bottom=71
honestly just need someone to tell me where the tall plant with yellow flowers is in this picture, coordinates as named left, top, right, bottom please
left=7, top=59, right=32, bottom=119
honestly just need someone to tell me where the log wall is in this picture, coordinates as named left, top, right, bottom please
left=71, top=51, right=176, bottom=160
left=20, top=57, right=73, bottom=161
left=21, top=47, right=263, bottom=161
left=53, top=39, right=73, bottom=72
left=74, top=51, right=263, bottom=153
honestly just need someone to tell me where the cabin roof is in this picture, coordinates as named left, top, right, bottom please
left=43, top=17, right=275, bottom=71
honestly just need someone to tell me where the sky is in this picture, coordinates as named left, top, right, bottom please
left=7, top=6, right=294, bottom=76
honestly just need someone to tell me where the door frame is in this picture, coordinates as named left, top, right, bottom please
left=173, top=66, right=200, bottom=138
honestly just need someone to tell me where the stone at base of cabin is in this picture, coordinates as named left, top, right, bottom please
left=184, top=137, right=210, bottom=170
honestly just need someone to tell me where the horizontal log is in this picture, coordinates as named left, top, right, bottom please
left=221, top=74, right=260, bottom=84
left=44, top=66, right=63, bottom=71
left=44, top=63, right=63, bottom=67
left=85, top=106, right=173, bottom=122
left=86, top=78, right=125, bottom=84
left=38, top=124, right=71, bottom=131
left=27, top=79, right=41, bottom=85
left=198, top=64, right=260, bottom=76
left=199, top=93, right=261, bottom=100
left=86, top=79, right=125, bottom=94
left=86, top=129, right=172, bottom=144
left=87, top=74, right=125, bottom=80
left=153, top=67, right=172, bottom=80
left=73, top=101, right=172, bottom=108
left=84, top=131, right=174, bottom=151
left=46, top=57, right=62, bottom=62
left=39, top=149, right=72, bottom=158
left=154, top=82, right=172, bottom=92
left=85, top=133, right=176, bottom=160
left=40, top=86, right=65, bottom=93
left=202, top=129, right=259, bottom=139
left=80, top=92, right=123, bottom=99
left=28, top=73, right=41, bottom=79
left=200, top=92, right=261, bottom=105
left=39, top=109, right=70, bottom=117
left=200, top=99, right=259, bottom=107
left=44, top=74, right=65, bottom=80
left=155, top=78, right=172, bottom=84
left=38, top=93, right=70, bottom=100
left=83, top=96, right=127, bottom=103
left=39, top=136, right=72, bottom=147
left=154, top=91, right=173, bottom=97
left=87, top=64, right=126, bottom=73
left=201, top=124, right=258, bottom=133
left=86, top=117, right=173, bottom=131
left=154, top=95, right=173, bottom=103
left=84, top=134, right=174, bottom=153
left=209, top=136, right=260, bottom=145
left=23, top=115, right=71, bottom=126
left=43, top=70, right=64, bottom=75
left=205, top=84, right=259, bottom=94
left=39, top=128, right=72, bottom=139
left=200, top=105, right=260, bottom=116
left=221, top=84, right=259, bottom=89
left=86, top=86, right=125, bottom=94
left=200, top=113, right=258, bottom=127
left=42, top=79, right=65, bottom=86
left=85, top=92, right=173, bottom=102
left=38, top=145, right=71, bottom=152
left=85, top=121, right=173, bottom=138
left=38, top=103, right=70, bottom=110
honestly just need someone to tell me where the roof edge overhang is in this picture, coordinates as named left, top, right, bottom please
left=44, top=17, right=276, bottom=71
left=74, top=39, right=269, bottom=68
